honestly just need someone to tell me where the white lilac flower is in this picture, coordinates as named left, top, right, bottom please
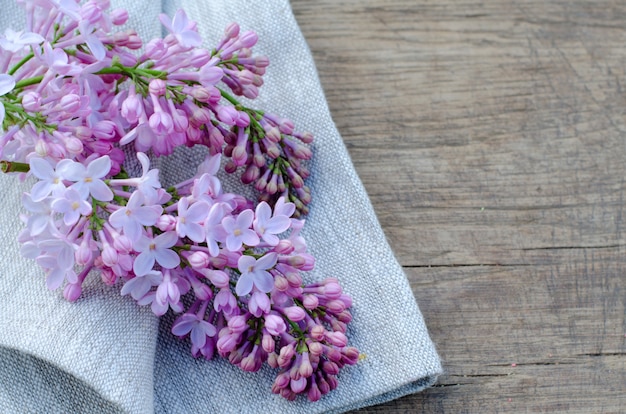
left=175, top=197, right=208, bottom=243
left=253, top=201, right=291, bottom=246
left=235, top=252, right=277, bottom=296
left=221, top=209, right=259, bottom=251
left=51, top=188, right=92, bottom=226
left=108, top=190, right=162, bottom=243
left=63, top=156, right=113, bottom=201
left=0, top=28, right=44, bottom=52
left=133, top=231, right=180, bottom=276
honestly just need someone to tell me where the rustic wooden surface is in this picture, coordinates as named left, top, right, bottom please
left=291, top=0, right=626, bottom=412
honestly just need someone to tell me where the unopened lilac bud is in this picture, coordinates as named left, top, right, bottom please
left=59, top=94, right=81, bottom=113
left=242, top=85, right=259, bottom=100
left=336, top=310, right=352, bottom=323
left=339, top=294, right=353, bottom=308
left=110, top=8, right=128, bottom=25
left=279, top=118, right=294, bottom=135
left=191, top=86, right=212, bottom=103
left=264, top=314, right=286, bottom=336
left=74, top=126, right=92, bottom=140
left=239, top=31, right=258, bottom=48
left=228, top=315, right=248, bottom=334
left=343, top=347, right=360, bottom=365
left=273, top=275, right=289, bottom=291
left=149, top=79, right=167, bottom=96
left=206, top=269, right=230, bottom=288
left=144, top=38, right=167, bottom=59
left=22, top=91, right=41, bottom=111
left=188, top=251, right=210, bottom=269
left=63, top=283, right=82, bottom=302
left=111, top=235, right=131, bottom=254
left=93, top=120, right=117, bottom=140
left=308, top=382, right=322, bottom=402
left=322, top=281, right=342, bottom=299
left=75, top=244, right=93, bottom=266
left=325, top=347, right=341, bottom=363
left=331, top=319, right=347, bottom=333
left=274, top=240, right=294, bottom=255
left=318, top=376, right=331, bottom=394
left=126, top=33, right=142, bottom=49
left=310, top=325, right=325, bottom=341
left=299, top=131, right=314, bottom=144
left=241, top=164, right=259, bottom=184
left=325, top=300, right=346, bottom=314
left=267, top=352, right=279, bottom=368
left=189, top=49, right=211, bottom=67
left=231, top=145, right=247, bottom=166
left=101, top=267, right=117, bottom=285
left=278, top=343, right=295, bottom=366
left=273, top=371, right=290, bottom=390
left=254, top=55, right=270, bottom=67
left=224, top=22, right=240, bottom=39
left=322, top=360, right=340, bottom=376
left=302, top=294, right=319, bottom=310
left=235, top=111, right=250, bottom=127
left=112, top=31, right=129, bottom=45
left=299, top=353, right=313, bottom=378
left=216, top=333, right=238, bottom=353
left=308, top=341, right=323, bottom=357
left=283, top=306, right=306, bottom=322
left=217, top=105, right=238, bottom=125
left=156, top=214, right=176, bottom=231
left=65, top=137, right=83, bottom=154
left=326, top=331, right=348, bottom=347
left=285, top=271, right=302, bottom=288
left=262, top=333, right=275, bottom=353
left=101, top=246, right=118, bottom=268
left=290, top=377, right=307, bottom=393
left=208, top=254, right=228, bottom=269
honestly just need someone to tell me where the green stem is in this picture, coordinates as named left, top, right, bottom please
left=217, top=87, right=240, bottom=107
left=14, top=75, right=44, bottom=89
left=0, top=161, right=30, bottom=173
left=8, top=52, right=34, bottom=76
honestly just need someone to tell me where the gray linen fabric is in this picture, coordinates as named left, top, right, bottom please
left=0, top=1, right=442, bottom=413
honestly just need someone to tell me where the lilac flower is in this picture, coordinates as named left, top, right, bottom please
left=41, top=43, right=81, bottom=76
left=176, top=197, right=208, bottom=243
left=172, top=313, right=217, bottom=349
left=78, top=20, right=106, bottom=60
left=133, top=231, right=180, bottom=276
left=253, top=201, right=291, bottom=246
left=222, top=209, right=259, bottom=251
left=51, top=188, right=92, bottom=226
left=109, top=191, right=162, bottom=243
left=159, top=9, right=202, bottom=48
left=203, top=203, right=228, bottom=257
left=0, top=28, right=44, bottom=52
left=236, top=252, right=277, bottom=296
left=213, top=288, right=238, bottom=315
left=109, top=152, right=161, bottom=203
left=21, top=193, right=52, bottom=236
left=63, top=156, right=113, bottom=201
left=0, top=73, right=15, bottom=127
left=120, top=270, right=163, bottom=300
left=152, top=269, right=188, bottom=315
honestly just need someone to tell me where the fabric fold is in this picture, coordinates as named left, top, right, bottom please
left=0, top=1, right=441, bottom=413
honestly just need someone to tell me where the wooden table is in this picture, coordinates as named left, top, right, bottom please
left=291, top=0, right=626, bottom=412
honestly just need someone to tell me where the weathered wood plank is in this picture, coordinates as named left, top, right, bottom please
left=291, top=0, right=626, bottom=412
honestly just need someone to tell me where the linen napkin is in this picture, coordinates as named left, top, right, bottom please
left=0, top=1, right=442, bottom=413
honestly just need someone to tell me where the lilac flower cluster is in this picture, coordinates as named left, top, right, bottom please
left=0, top=0, right=357, bottom=402
left=0, top=0, right=312, bottom=214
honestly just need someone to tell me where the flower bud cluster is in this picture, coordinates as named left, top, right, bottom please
left=0, top=1, right=312, bottom=212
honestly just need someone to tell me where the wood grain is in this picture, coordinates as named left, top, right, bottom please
left=290, top=0, right=626, bottom=412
